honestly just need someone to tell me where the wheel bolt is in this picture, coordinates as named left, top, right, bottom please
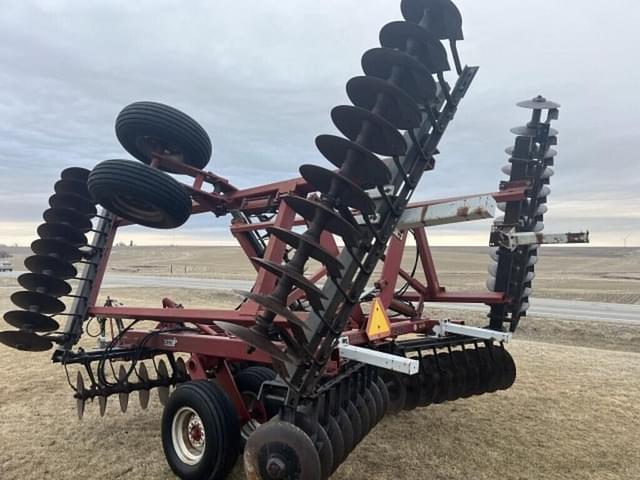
left=266, top=456, right=287, bottom=479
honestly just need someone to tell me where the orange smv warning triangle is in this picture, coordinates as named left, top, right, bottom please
left=366, top=298, right=391, bottom=341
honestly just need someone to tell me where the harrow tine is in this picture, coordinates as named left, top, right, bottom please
left=98, top=395, right=108, bottom=417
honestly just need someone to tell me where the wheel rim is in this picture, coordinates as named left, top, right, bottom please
left=172, top=406, right=206, bottom=465
left=110, top=194, right=168, bottom=225
left=136, top=135, right=185, bottom=164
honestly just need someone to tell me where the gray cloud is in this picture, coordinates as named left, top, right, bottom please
left=0, top=0, right=638, bottom=246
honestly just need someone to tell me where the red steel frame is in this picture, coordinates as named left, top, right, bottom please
left=85, top=155, right=526, bottom=420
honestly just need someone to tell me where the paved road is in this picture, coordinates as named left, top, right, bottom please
left=2, top=271, right=639, bottom=326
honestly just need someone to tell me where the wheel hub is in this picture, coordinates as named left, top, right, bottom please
left=172, top=407, right=206, bottom=465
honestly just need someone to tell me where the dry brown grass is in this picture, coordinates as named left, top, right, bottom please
left=1, top=246, right=640, bottom=479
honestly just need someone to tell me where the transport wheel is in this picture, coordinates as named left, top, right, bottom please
left=161, top=380, right=240, bottom=480
left=244, top=420, right=321, bottom=480
left=335, top=407, right=355, bottom=455
left=235, top=366, right=278, bottom=448
left=380, top=370, right=407, bottom=413
left=88, top=159, right=192, bottom=229
left=116, top=101, right=212, bottom=170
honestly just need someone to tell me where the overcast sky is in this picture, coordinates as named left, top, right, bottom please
left=1, top=0, right=638, bottom=246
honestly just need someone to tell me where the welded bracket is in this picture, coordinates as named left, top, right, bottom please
left=336, top=337, right=419, bottom=375
left=492, top=229, right=590, bottom=250
left=432, top=320, right=512, bottom=343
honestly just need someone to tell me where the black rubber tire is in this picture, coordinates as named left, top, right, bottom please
left=161, top=380, right=240, bottom=480
left=235, top=366, right=278, bottom=420
left=88, top=159, right=191, bottom=229
left=116, top=101, right=212, bottom=170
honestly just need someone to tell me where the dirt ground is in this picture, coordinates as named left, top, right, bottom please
left=1, top=247, right=639, bottom=479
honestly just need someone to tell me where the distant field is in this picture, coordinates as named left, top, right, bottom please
left=3, top=245, right=640, bottom=304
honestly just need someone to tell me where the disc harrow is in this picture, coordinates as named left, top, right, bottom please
left=0, top=1, right=588, bottom=479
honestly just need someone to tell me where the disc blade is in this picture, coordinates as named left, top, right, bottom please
left=10, top=291, right=66, bottom=314
left=0, top=330, right=53, bottom=351
left=24, top=255, right=77, bottom=279
left=315, top=134, right=391, bottom=188
left=138, top=363, right=150, bottom=409
left=61, top=167, right=91, bottom=183
left=346, top=75, right=421, bottom=130
left=17, top=272, right=72, bottom=297
left=401, top=0, right=464, bottom=41
left=4, top=310, right=60, bottom=332
left=379, top=21, right=450, bottom=73
left=361, top=47, right=437, bottom=103
left=331, top=105, right=407, bottom=156
left=234, top=290, right=310, bottom=331
left=299, top=164, right=375, bottom=214
left=283, top=195, right=360, bottom=246
left=266, top=227, right=343, bottom=278
left=175, top=357, right=188, bottom=380
left=54, top=179, right=91, bottom=199
left=157, top=359, right=170, bottom=406
left=43, top=207, right=93, bottom=233
left=30, top=238, right=83, bottom=263
left=510, top=125, right=559, bottom=138
left=76, top=371, right=86, bottom=420
left=118, top=365, right=129, bottom=413
left=517, top=97, right=561, bottom=110
left=250, top=257, right=326, bottom=311
left=215, top=321, right=291, bottom=364
left=37, top=222, right=87, bottom=247
left=49, top=193, right=97, bottom=217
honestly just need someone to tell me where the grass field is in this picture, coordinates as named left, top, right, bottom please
left=0, top=247, right=639, bottom=479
